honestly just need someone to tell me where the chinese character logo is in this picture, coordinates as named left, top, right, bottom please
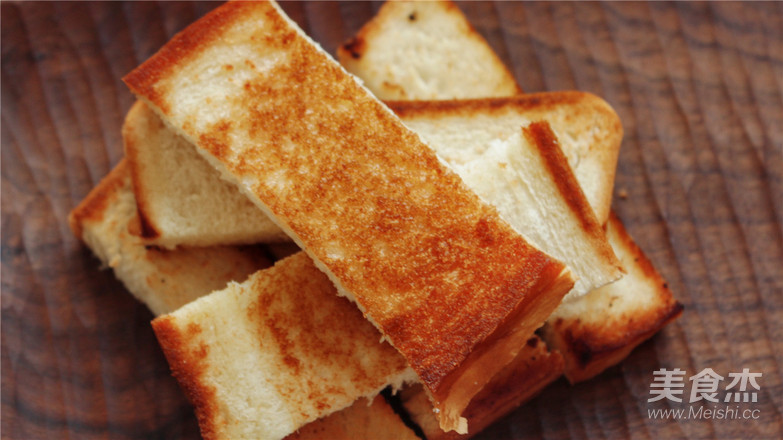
left=724, top=368, right=762, bottom=403
left=648, top=368, right=762, bottom=404
left=689, top=368, right=724, bottom=403
left=648, top=368, right=687, bottom=402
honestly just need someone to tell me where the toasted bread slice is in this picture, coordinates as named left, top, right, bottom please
left=388, top=98, right=624, bottom=297
left=337, top=0, right=521, bottom=100
left=400, top=336, right=564, bottom=440
left=67, top=161, right=270, bottom=316
left=285, top=396, right=419, bottom=440
left=390, top=93, right=622, bottom=225
left=125, top=1, right=573, bottom=432
left=123, top=100, right=287, bottom=248
left=151, top=252, right=416, bottom=440
left=542, top=212, right=684, bottom=383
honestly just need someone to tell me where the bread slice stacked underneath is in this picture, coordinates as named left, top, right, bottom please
left=67, top=161, right=271, bottom=316
left=542, top=213, right=684, bottom=383
left=124, top=101, right=287, bottom=248
left=70, top=161, right=420, bottom=439
left=337, top=0, right=521, bottom=100
left=152, top=252, right=415, bottom=439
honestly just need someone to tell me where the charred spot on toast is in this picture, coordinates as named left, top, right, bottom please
left=558, top=298, right=683, bottom=372
left=340, top=37, right=365, bottom=60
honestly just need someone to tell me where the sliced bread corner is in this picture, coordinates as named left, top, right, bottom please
left=337, top=0, right=521, bottom=100
left=68, top=161, right=271, bottom=316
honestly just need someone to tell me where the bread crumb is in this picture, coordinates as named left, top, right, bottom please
left=618, top=188, right=628, bottom=199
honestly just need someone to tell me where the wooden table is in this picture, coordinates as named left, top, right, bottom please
left=2, top=2, right=781, bottom=439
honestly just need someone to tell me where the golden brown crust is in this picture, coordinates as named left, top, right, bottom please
left=68, top=160, right=129, bottom=240
left=544, top=212, right=684, bottom=383
left=244, top=253, right=410, bottom=415
left=523, top=121, right=593, bottom=232
left=123, top=1, right=572, bottom=430
left=123, top=1, right=264, bottom=114
left=451, top=337, right=563, bottom=440
left=152, top=317, right=219, bottom=440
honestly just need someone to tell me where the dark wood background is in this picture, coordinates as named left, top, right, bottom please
left=2, top=2, right=781, bottom=439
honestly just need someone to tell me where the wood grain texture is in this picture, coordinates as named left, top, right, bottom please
left=1, top=2, right=781, bottom=439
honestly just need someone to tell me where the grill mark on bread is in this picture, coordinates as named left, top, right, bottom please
left=387, top=92, right=591, bottom=119
left=523, top=121, right=601, bottom=238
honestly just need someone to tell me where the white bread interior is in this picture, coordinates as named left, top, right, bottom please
left=123, top=101, right=287, bottom=248
left=337, top=0, right=521, bottom=100
left=67, top=161, right=270, bottom=316
left=152, top=252, right=416, bottom=440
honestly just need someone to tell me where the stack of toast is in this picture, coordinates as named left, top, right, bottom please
left=69, top=1, right=682, bottom=439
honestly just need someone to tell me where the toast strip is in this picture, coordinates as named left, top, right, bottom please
left=68, top=161, right=270, bottom=316
left=124, top=1, right=573, bottom=432
left=543, top=212, right=683, bottom=383
left=152, top=252, right=415, bottom=440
